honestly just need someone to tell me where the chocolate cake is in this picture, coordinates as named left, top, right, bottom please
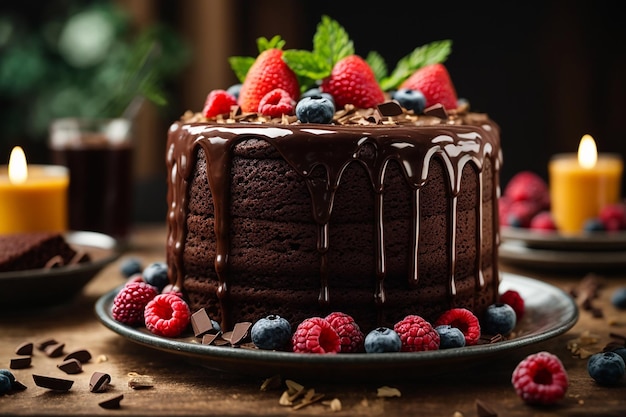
left=0, top=232, right=87, bottom=272
left=166, top=106, right=501, bottom=332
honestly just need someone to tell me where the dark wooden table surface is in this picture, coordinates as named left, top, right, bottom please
left=1, top=225, right=625, bottom=416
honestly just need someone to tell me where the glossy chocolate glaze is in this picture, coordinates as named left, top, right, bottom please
left=166, top=110, right=502, bottom=330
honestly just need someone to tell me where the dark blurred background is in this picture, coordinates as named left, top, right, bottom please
left=1, top=0, right=625, bottom=224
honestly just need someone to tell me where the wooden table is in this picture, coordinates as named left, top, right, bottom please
left=1, top=225, right=625, bottom=416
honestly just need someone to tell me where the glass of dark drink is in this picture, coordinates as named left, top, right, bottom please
left=49, top=118, right=133, bottom=244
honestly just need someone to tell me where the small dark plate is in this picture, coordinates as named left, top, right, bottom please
left=95, top=273, right=578, bottom=382
left=0, top=231, right=120, bottom=308
left=501, top=226, right=626, bottom=251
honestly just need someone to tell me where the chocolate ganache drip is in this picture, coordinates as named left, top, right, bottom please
left=166, top=113, right=501, bottom=331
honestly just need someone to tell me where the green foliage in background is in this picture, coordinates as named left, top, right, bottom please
left=0, top=1, right=190, bottom=148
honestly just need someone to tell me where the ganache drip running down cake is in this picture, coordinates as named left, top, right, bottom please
left=165, top=16, right=503, bottom=333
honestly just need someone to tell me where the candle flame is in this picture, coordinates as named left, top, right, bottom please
left=578, top=134, right=597, bottom=169
left=8, top=146, right=28, bottom=184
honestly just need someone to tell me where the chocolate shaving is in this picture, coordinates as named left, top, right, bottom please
left=191, top=308, right=220, bottom=338
left=377, top=101, right=403, bottom=117
left=476, top=399, right=498, bottom=417
left=44, top=255, right=65, bottom=268
left=98, top=394, right=123, bottom=410
left=423, top=103, right=448, bottom=119
left=32, top=374, right=74, bottom=391
left=44, top=342, right=65, bottom=358
left=64, top=349, right=92, bottom=363
left=58, top=358, right=82, bottom=374
left=229, top=322, right=252, bottom=346
left=69, top=250, right=90, bottom=265
left=201, top=333, right=219, bottom=345
left=89, top=372, right=111, bottom=392
left=36, top=338, right=58, bottom=351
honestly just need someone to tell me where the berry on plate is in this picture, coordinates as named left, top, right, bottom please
left=499, top=289, right=525, bottom=321
left=482, top=303, right=516, bottom=335
left=291, top=317, right=341, bottom=354
left=587, top=351, right=625, bottom=385
left=434, top=308, right=481, bottom=346
left=251, top=315, right=292, bottom=351
left=512, top=351, right=568, bottom=405
left=142, top=261, right=169, bottom=291
left=503, top=171, right=550, bottom=209
left=599, top=203, right=626, bottom=231
left=120, top=257, right=142, bottom=278
left=393, top=315, right=440, bottom=352
left=435, top=325, right=466, bottom=349
left=144, top=293, right=191, bottom=338
left=364, top=327, right=401, bottom=353
left=111, top=281, right=159, bottom=326
left=529, top=211, right=557, bottom=231
left=325, top=312, right=365, bottom=353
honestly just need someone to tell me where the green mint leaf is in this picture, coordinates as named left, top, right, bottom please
left=312, top=15, right=354, bottom=68
left=366, top=51, right=387, bottom=84
left=229, top=56, right=255, bottom=83
left=282, top=49, right=331, bottom=92
left=380, top=39, right=452, bottom=91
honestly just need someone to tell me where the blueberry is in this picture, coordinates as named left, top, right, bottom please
left=226, top=83, right=242, bottom=100
left=609, top=347, right=626, bottom=363
left=584, top=218, right=605, bottom=232
left=120, top=257, right=143, bottom=278
left=611, top=287, right=626, bottom=309
left=301, top=88, right=335, bottom=105
left=364, top=327, right=402, bottom=353
left=251, top=315, right=292, bottom=350
left=435, top=325, right=466, bottom=349
left=142, top=261, right=169, bottom=290
left=0, top=369, right=15, bottom=384
left=391, top=89, right=426, bottom=114
left=0, top=374, right=11, bottom=394
left=295, top=95, right=335, bottom=124
left=482, top=303, right=516, bottom=335
left=587, top=351, right=625, bottom=385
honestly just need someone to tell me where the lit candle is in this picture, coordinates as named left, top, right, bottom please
left=0, top=146, right=69, bottom=234
left=549, top=135, right=623, bottom=233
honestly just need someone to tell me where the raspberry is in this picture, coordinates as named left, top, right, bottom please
left=529, top=211, right=557, bottom=231
left=503, top=171, right=550, bottom=208
left=512, top=351, right=568, bottom=405
left=498, top=196, right=512, bottom=226
left=506, top=200, right=543, bottom=228
left=291, top=317, right=341, bottom=354
left=257, top=88, right=295, bottom=117
left=434, top=308, right=481, bottom=346
left=325, top=312, right=365, bottom=353
left=202, top=89, right=238, bottom=118
left=144, top=293, right=191, bottom=338
left=111, top=282, right=159, bottom=326
left=599, top=203, right=626, bottom=231
left=393, top=315, right=440, bottom=352
left=499, top=290, right=525, bottom=320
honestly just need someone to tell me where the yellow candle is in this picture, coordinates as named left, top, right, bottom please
left=0, top=147, right=69, bottom=234
left=549, top=135, right=623, bottom=234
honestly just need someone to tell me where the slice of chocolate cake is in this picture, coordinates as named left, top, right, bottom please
left=0, top=232, right=89, bottom=273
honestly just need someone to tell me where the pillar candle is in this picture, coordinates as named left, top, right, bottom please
left=549, top=135, right=623, bottom=234
left=0, top=147, right=69, bottom=234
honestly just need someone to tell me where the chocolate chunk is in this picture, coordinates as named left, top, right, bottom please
left=424, top=103, right=448, bottom=119
left=15, top=342, right=33, bottom=355
left=98, top=394, right=124, bottom=410
left=191, top=308, right=220, bottom=338
left=476, top=399, right=498, bottom=417
left=11, top=379, right=27, bottom=391
left=201, top=333, right=219, bottom=345
left=32, top=374, right=74, bottom=391
left=89, top=372, right=111, bottom=392
left=64, top=349, right=92, bottom=364
left=10, top=357, right=31, bottom=369
left=44, top=342, right=65, bottom=358
left=36, top=338, right=58, bottom=351
left=57, top=358, right=82, bottom=374
left=229, top=322, right=252, bottom=346
left=377, top=101, right=403, bottom=117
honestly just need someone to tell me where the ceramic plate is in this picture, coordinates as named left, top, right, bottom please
left=0, top=231, right=120, bottom=308
left=501, top=226, right=626, bottom=251
left=95, top=273, right=578, bottom=381
left=499, top=239, right=626, bottom=272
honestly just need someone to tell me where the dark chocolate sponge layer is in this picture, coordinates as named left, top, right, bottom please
left=167, top=122, right=500, bottom=332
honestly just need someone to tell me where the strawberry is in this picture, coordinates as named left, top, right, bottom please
left=238, top=48, right=300, bottom=113
left=398, top=63, right=458, bottom=110
left=321, top=55, right=385, bottom=109
left=202, top=89, right=238, bottom=118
